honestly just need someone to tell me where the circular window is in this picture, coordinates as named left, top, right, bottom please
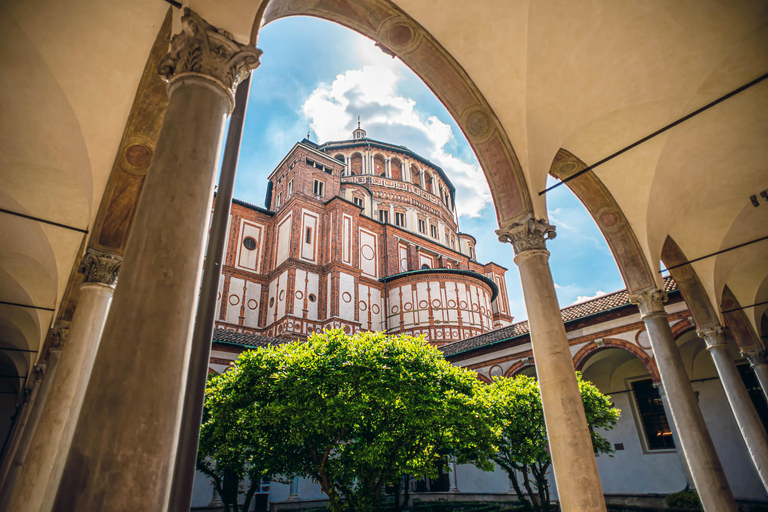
left=421, top=264, right=430, bottom=269
left=308, top=294, right=317, bottom=303
left=243, top=237, right=257, bottom=250
left=269, top=297, right=275, bottom=307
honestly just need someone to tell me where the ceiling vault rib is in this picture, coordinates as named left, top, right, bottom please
left=0, top=208, right=89, bottom=234
left=0, top=300, right=55, bottom=312
left=661, top=235, right=768, bottom=273
left=540, top=71, right=768, bottom=196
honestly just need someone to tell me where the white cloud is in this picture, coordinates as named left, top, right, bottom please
left=572, top=290, right=608, bottom=304
left=301, top=62, right=491, bottom=218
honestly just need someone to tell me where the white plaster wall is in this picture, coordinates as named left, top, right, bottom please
left=216, top=278, right=224, bottom=320
left=305, top=271, right=319, bottom=320
left=225, top=276, right=244, bottom=325
left=359, top=229, right=378, bottom=278
left=339, top=272, right=355, bottom=321
left=275, top=214, right=292, bottom=268
left=398, top=244, right=408, bottom=273
left=236, top=220, right=263, bottom=272
left=191, top=470, right=215, bottom=507
left=454, top=463, right=511, bottom=493
left=300, top=210, right=318, bottom=263
left=243, top=281, right=261, bottom=328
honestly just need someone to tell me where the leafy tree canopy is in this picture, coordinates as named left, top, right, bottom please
left=478, top=373, right=620, bottom=512
left=202, top=329, right=497, bottom=512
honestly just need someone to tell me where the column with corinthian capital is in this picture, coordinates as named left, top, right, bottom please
left=51, top=9, right=260, bottom=512
left=629, top=290, right=737, bottom=512
left=743, top=349, right=768, bottom=401
left=4, top=250, right=121, bottom=512
left=699, top=327, right=768, bottom=492
left=497, top=215, right=606, bottom=512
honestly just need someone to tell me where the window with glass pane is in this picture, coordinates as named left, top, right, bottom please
left=632, top=379, right=675, bottom=450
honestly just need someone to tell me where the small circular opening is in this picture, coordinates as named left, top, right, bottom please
left=421, top=264, right=430, bottom=269
left=308, top=294, right=317, bottom=303
left=269, top=297, right=275, bottom=307
left=243, top=237, right=257, bottom=250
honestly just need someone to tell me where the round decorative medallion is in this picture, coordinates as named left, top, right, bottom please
left=432, top=299, right=441, bottom=308
left=279, top=290, right=285, bottom=301
left=228, top=295, right=240, bottom=306
left=124, top=143, right=153, bottom=169
left=309, top=294, right=317, bottom=303
left=371, top=304, right=380, bottom=314
left=295, top=290, right=304, bottom=300
left=361, top=244, right=375, bottom=261
left=419, top=300, right=428, bottom=309
left=636, top=330, right=652, bottom=350
left=490, top=365, right=503, bottom=378
left=400, top=258, right=408, bottom=269
left=600, top=210, right=619, bottom=228
left=359, top=302, right=368, bottom=311
left=342, top=292, right=352, bottom=303
left=243, top=236, right=257, bottom=250
left=459, top=301, right=468, bottom=309
left=447, top=299, right=456, bottom=308
left=247, top=299, right=258, bottom=310
left=391, top=305, right=399, bottom=314
left=403, top=302, right=413, bottom=311
left=472, top=303, right=479, bottom=311
left=480, top=306, right=486, bottom=315
left=388, top=24, right=412, bottom=47
left=343, top=325, right=351, bottom=334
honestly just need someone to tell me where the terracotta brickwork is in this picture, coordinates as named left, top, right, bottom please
left=213, top=135, right=513, bottom=345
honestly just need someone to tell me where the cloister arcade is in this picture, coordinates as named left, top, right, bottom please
left=0, top=0, right=766, bottom=511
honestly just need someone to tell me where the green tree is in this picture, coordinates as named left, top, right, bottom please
left=479, top=374, right=620, bottom=512
left=204, top=329, right=496, bottom=512
left=197, top=372, right=279, bottom=512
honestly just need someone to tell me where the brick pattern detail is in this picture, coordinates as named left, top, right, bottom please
left=572, top=338, right=661, bottom=382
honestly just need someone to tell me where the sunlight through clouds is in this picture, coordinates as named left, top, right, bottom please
left=301, top=64, right=491, bottom=218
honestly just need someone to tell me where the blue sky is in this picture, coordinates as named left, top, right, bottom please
left=231, top=16, right=625, bottom=322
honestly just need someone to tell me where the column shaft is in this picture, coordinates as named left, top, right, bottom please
left=701, top=329, right=768, bottom=492
left=631, top=290, right=737, bottom=512
left=0, top=346, right=61, bottom=508
left=498, top=217, right=606, bottom=512
left=7, top=265, right=119, bottom=512
left=51, top=10, right=260, bottom=511
left=744, top=350, right=768, bottom=401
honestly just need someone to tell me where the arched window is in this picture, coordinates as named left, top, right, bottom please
left=421, top=263, right=430, bottom=269
left=373, top=155, right=386, bottom=176
left=411, top=166, right=421, bottom=188
left=350, top=153, right=362, bottom=175
left=390, top=158, right=402, bottom=180
left=425, top=173, right=434, bottom=194
left=334, top=153, right=345, bottom=162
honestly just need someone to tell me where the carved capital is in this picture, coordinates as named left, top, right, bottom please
left=158, top=9, right=261, bottom=103
left=629, top=288, right=667, bottom=318
left=697, top=326, right=727, bottom=350
left=78, top=249, right=121, bottom=287
left=51, top=321, right=70, bottom=349
left=742, top=349, right=767, bottom=368
left=496, top=216, right=556, bottom=255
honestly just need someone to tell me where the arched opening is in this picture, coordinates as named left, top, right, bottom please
left=411, top=166, right=421, bottom=188
left=373, top=154, right=385, bottom=176
left=334, top=153, right=345, bottom=162
left=390, top=158, right=402, bottom=180
left=350, top=153, right=362, bottom=176
left=424, top=173, right=434, bottom=194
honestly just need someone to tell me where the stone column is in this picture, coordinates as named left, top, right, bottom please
left=6, top=251, right=121, bottom=512
left=497, top=216, right=606, bottom=512
left=743, top=349, right=768, bottom=401
left=654, top=382, right=695, bottom=488
left=0, top=326, right=65, bottom=508
left=629, top=289, right=737, bottom=512
left=700, top=327, right=768, bottom=492
left=51, top=10, right=260, bottom=512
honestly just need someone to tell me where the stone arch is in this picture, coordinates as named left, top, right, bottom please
left=256, top=0, right=533, bottom=226
left=476, top=373, right=492, bottom=384
left=671, top=317, right=696, bottom=340
left=504, top=359, right=535, bottom=378
left=333, top=153, right=345, bottom=162
left=572, top=338, right=660, bottom=382
left=549, top=149, right=658, bottom=295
